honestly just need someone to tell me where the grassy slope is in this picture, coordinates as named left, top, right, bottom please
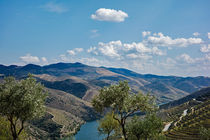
left=26, top=88, right=99, bottom=139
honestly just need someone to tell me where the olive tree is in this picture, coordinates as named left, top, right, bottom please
left=98, top=112, right=119, bottom=140
left=92, top=81, right=156, bottom=140
left=127, top=114, right=164, bottom=140
left=0, top=75, right=47, bottom=140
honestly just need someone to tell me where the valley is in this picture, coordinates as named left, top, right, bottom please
left=0, top=62, right=210, bottom=139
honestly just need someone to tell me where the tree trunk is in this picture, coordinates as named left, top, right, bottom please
left=12, top=133, right=18, bottom=140
left=8, top=117, right=18, bottom=140
left=121, top=122, right=127, bottom=140
left=106, top=133, right=110, bottom=140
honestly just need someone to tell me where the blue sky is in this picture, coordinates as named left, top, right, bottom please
left=0, top=0, right=210, bottom=76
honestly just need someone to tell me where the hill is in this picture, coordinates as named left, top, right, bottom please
left=1, top=62, right=210, bottom=103
left=1, top=62, right=210, bottom=139
left=160, top=87, right=210, bottom=109
left=26, top=88, right=99, bottom=139
left=158, top=87, right=210, bottom=139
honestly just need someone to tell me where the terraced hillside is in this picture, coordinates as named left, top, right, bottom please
left=159, top=87, right=210, bottom=139
left=165, top=100, right=210, bottom=139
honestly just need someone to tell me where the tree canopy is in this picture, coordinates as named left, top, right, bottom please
left=98, top=112, right=119, bottom=140
left=0, top=75, right=47, bottom=140
left=127, top=114, right=164, bottom=140
left=92, top=81, right=159, bottom=140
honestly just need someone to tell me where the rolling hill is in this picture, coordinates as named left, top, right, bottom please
left=0, top=62, right=210, bottom=103
left=1, top=62, right=210, bottom=139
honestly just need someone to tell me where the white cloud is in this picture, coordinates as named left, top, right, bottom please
left=87, top=47, right=98, bottom=55
left=193, top=32, right=200, bottom=36
left=67, top=50, right=75, bottom=55
left=20, top=54, right=40, bottom=64
left=59, top=54, right=69, bottom=62
left=74, top=48, right=83, bottom=52
left=40, top=2, right=68, bottom=13
left=91, top=8, right=128, bottom=22
left=41, top=57, right=47, bottom=62
left=166, top=58, right=177, bottom=65
left=88, top=39, right=165, bottom=60
left=126, top=53, right=152, bottom=60
left=200, top=44, right=210, bottom=53
left=142, top=31, right=151, bottom=37
left=41, top=57, right=48, bottom=64
left=177, top=53, right=195, bottom=63
left=67, top=48, right=83, bottom=56
left=98, top=41, right=122, bottom=58
left=124, top=42, right=151, bottom=53
left=208, top=32, right=210, bottom=39
left=146, top=32, right=203, bottom=47
left=205, top=54, right=210, bottom=61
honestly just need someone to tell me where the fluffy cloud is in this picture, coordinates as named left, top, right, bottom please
left=208, top=32, right=210, bottom=39
left=205, top=54, right=210, bottom=61
left=97, top=41, right=122, bottom=58
left=177, top=53, right=195, bottom=63
left=67, top=50, right=75, bottom=55
left=40, top=2, right=68, bottom=13
left=145, top=32, right=202, bottom=47
left=20, top=54, right=40, bottom=63
left=200, top=44, right=210, bottom=53
left=88, top=39, right=165, bottom=60
left=91, top=8, right=128, bottom=22
left=87, top=47, right=98, bottom=55
left=193, top=32, right=200, bottom=36
left=142, top=31, right=151, bottom=37
left=41, top=57, right=48, bottom=64
left=126, top=53, right=152, bottom=60
left=67, top=48, right=83, bottom=56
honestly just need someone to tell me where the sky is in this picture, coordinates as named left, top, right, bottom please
left=0, top=0, right=210, bottom=77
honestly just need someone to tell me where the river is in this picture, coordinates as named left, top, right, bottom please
left=75, top=120, right=105, bottom=140
left=75, top=103, right=166, bottom=139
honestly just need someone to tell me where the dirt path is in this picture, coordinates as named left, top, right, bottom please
left=163, top=121, right=173, bottom=132
left=174, top=109, right=188, bottom=126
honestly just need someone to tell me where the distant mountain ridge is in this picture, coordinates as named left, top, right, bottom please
left=0, top=62, right=210, bottom=103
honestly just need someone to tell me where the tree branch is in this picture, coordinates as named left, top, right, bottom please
left=113, top=115, right=120, bottom=124
left=17, top=120, right=25, bottom=136
left=125, top=108, right=138, bottom=118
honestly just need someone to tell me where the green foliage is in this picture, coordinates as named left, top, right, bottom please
left=92, top=81, right=156, bottom=114
left=0, top=116, right=27, bottom=140
left=127, top=114, right=164, bottom=140
left=92, top=81, right=158, bottom=140
left=0, top=115, right=12, bottom=140
left=199, top=126, right=210, bottom=140
left=0, top=75, right=47, bottom=140
left=98, top=112, right=119, bottom=140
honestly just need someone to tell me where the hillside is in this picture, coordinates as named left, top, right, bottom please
left=1, top=62, right=210, bottom=103
left=158, top=87, right=210, bottom=139
left=26, top=88, right=99, bottom=139
left=164, top=100, right=210, bottom=139
left=160, top=87, right=210, bottom=109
